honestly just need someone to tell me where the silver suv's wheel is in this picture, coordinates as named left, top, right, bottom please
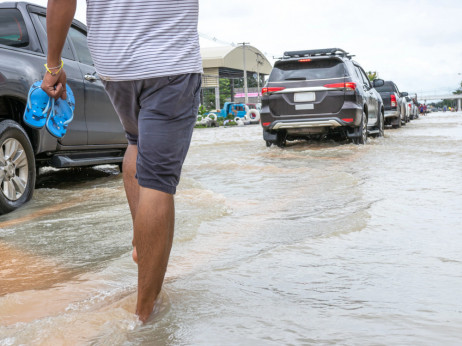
left=0, top=120, right=36, bottom=214
left=372, top=110, right=384, bottom=138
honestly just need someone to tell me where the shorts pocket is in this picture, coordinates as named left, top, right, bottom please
left=192, top=74, right=202, bottom=115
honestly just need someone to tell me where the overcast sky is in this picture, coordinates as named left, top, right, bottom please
left=28, top=0, right=462, bottom=98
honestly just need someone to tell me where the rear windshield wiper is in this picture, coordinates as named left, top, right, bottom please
left=284, top=77, right=306, bottom=80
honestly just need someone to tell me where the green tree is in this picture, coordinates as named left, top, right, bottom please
left=202, top=78, right=232, bottom=111
left=453, top=81, right=462, bottom=95
left=231, top=75, right=264, bottom=89
left=367, top=71, right=378, bottom=81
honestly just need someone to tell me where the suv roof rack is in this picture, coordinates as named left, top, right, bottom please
left=283, top=48, right=354, bottom=59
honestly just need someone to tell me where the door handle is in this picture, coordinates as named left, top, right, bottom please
left=85, top=74, right=98, bottom=82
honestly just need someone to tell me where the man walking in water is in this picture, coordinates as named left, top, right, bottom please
left=41, top=0, right=202, bottom=322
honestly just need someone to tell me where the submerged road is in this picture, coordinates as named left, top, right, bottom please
left=1, top=112, right=462, bottom=345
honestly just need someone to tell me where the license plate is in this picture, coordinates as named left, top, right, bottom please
left=294, top=92, right=315, bottom=102
left=295, top=104, right=314, bottom=110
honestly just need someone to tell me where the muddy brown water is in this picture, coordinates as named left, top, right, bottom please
left=1, top=112, right=461, bottom=345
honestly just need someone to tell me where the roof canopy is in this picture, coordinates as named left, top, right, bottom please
left=201, top=45, right=273, bottom=76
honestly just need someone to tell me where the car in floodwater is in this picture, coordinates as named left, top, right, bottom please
left=375, top=81, right=408, bottom=128
left=260, top=48, right=385, bottom=147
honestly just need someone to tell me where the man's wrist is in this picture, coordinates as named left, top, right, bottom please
left=45, top=59, right=64, bottom=76
left=47, top=58, right=62, bottom=67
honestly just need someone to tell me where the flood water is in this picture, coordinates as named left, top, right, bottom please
left=1, top=112, right=461, bottom=345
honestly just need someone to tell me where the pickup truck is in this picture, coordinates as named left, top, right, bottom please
left=0, top=2, right=127, bottom=214
left=374, top=80, right=408, bottom=128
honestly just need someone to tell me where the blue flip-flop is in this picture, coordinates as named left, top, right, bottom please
left=46, top=84, right=75, bottom=139
left=23, top=80, right=52, bottom=129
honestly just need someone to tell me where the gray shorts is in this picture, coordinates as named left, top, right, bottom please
left=102, top=73, right=201, bottom=194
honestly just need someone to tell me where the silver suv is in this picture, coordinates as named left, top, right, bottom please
left=260, top=48, right=385, bottom=147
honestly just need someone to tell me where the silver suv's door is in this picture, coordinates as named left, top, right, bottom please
left=355, top=65, right=378, bottom=125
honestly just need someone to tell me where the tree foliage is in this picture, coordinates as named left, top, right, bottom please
left=453, top=81, right=462, bottom=95
left=202, top=78, right=231, bottom=110
left=367, top=71, right=378, bottom=81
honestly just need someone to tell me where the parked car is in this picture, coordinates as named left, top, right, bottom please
left=374, top=81, right=408, bottom=128
left=405, top=96, right=418, bottom=120
left=0, top=2, right=127, bottom=214
left=411, top=96, right=419, bottom=119
left=260, top=48, right=385, bottom=147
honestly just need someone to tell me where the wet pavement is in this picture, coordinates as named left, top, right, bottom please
left=1, top=112, right=461, bottom=345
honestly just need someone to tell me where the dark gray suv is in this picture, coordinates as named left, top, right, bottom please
left=260, top=48, right=385, bottom=147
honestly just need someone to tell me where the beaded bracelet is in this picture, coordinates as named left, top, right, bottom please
left=44, top=59, right=64, bottom=76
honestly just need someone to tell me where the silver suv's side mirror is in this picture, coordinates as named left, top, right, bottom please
left=372, top=79, right=385, bottom=88
left=401, top=92, right=409, bottom=97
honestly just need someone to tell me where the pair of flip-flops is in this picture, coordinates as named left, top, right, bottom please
left=23, top=80, right=75, bottom=138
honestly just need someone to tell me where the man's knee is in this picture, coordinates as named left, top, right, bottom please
left=123, top=145, right=138, bottom=171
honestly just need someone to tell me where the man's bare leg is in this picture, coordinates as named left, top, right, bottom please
left=134, top=187, right=174, bottom=322
left=122, top=144, right=140, bottom=262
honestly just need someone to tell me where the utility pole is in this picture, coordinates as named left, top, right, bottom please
left=256, top=53, right=264, bottom=103
left=239, top=42, right=250, bottom=104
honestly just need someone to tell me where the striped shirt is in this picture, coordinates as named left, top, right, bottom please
left=85, top=0, right=203, bottom=81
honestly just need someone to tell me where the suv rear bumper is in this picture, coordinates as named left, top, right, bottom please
left=261, top=103, right=362, bottom=131
left=271, top=119, right=343, bottom=129
left=384, top=109, right=399, bottom=119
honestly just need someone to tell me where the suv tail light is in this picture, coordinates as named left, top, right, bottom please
left=390, top=94, right=397, bottom=107
left=261, top=87, right=285, bottom=95
left=324, top=82, right=356, bottom=91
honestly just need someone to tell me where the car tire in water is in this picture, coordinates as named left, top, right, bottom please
left=393, top=113, right=402, bottom=129
left=276, top=131, right=287, bottom=148
left=401, top=107, right=407, bottom=126
left=353, top=112, right=367, bottom=144
left=0, top=120, right=36, bottom=214
left=372, top=110, right=384, bottom=138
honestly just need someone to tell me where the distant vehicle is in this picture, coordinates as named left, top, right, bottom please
left=210, top=102, right=247, bottom=118
left=375, top=81, right=408, bottom=128
left=404, top=96, right=416, bottom=122
left=260, top=48, right=385, bottom=147
left=411, top=97, right=419, bottom=119
left=406, top=96, right=419, bottom=120
left=209, top=102, right=260, bottom=124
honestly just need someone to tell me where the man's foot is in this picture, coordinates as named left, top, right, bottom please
left=132, top=246, right=138, bottom=264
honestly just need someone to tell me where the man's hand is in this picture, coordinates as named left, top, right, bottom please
left=41, top=69, right=67, bottom=100
left=43, top=0, right=76, bottom=100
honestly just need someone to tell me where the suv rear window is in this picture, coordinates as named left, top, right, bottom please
left=0, top=9, right=29, bottom=48
left=269, top=59, right=345, bottom=82
left=375, top=83, right=395, bottom=93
